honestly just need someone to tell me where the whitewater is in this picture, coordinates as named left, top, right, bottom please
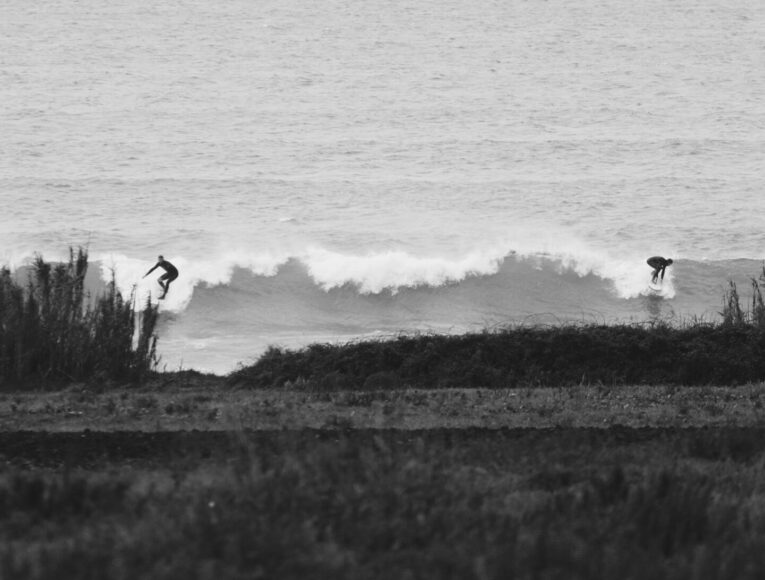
left=2, top=0, right=764, bottom=373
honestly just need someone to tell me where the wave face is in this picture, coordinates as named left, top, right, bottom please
left=84, top=249, right=760, bottom=374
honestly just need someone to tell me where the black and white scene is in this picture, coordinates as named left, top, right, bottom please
left=2, top=0, right=765, bottom=577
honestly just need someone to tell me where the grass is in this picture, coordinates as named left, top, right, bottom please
left=5, top=382, right=765, bottom=432
left=229, top=323, right=765, bottom=389
left=0, top=248, right=158, bottom=388
left=3, top=428, right=765, bottom=579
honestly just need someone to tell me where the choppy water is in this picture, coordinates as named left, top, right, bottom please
left=2, top=0, right=764, bottom=373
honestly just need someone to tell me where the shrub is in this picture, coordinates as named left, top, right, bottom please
left=0, top=248, right=158, bottom=387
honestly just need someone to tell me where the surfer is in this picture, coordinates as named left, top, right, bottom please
left=647, top=256, right=673, bottom=284
left=143, top=255, right=179, bottom=299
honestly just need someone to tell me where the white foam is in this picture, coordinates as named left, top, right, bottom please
left=522, top=245, right=678, bottom=300
left=303, top=247, right=508, bottom=294
left=91, top=236, right=677, bottom=312
left=95, top=251, right=289, bottom=312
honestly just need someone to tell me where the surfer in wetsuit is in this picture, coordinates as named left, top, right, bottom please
left=647, top=256, right=673, bottom=284
left=143, top=255, right=179, bottom=299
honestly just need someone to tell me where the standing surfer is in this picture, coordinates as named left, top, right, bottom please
left=143, top=255, right=179, bottom=299
left=647, top=256, right=673, bottom=284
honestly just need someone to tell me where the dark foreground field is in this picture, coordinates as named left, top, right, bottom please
left=3, top=420, right=765, bottom=579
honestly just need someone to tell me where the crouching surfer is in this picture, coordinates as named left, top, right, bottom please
left=647, top=256, right=673, bottom=284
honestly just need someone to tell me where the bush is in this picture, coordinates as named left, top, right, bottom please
left=0, top=248, right=158, bottom=387
left=229, top=324, right=765, bottom=389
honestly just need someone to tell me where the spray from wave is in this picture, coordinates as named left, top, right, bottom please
left=303, top=247, right=509, bottom=293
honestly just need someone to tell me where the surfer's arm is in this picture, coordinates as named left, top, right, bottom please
left=143, top=263, right=159, bottom=278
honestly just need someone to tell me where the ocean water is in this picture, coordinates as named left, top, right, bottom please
left=2, top=0, right=764, bottom=374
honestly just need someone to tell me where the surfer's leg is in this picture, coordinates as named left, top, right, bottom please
left=160, top=273, right=176, bottom=298
left=164, top=273, right=177, bottom=297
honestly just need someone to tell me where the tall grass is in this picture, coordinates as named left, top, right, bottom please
left=721, top=266, right=765, bottom=327
left=0, top=248, right=158, bottom=386
left=2, top=428, right=765, bottom=579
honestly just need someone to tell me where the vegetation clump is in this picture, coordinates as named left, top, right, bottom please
left=0, top=248, right=158, bottom=387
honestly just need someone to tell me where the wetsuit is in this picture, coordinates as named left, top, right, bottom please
left=647, top=256, right=672, bottom=283
left=145, top=259, right=179, bottom=297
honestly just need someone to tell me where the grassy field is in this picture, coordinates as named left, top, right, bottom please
left=3, top=381, right=765, bottom=579
left=4, top=379, right=765, bottom=431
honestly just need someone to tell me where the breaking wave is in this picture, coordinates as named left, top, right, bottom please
left=96, top=244, right=694, bottom=314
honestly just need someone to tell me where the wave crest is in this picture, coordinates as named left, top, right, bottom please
left=95, top=243, right=682, bottom=315
left=304, top=247, right=509, bottom=294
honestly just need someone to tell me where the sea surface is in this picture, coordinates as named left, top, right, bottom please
left=2, top=0, right=764, bottom=374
